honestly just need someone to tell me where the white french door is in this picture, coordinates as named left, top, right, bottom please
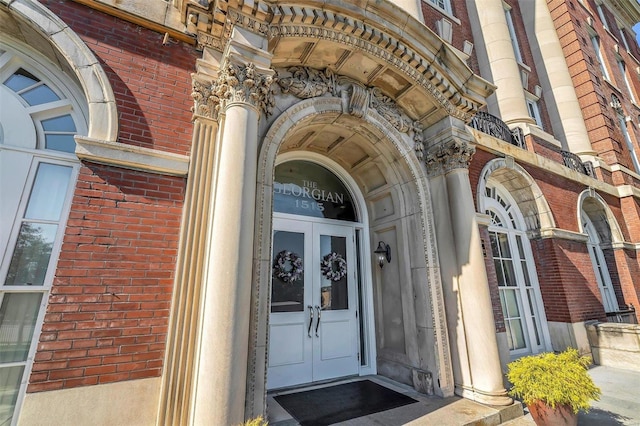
left=267, top=217, right=360, bottom=389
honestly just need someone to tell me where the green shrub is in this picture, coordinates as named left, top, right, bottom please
left=506, top=348, right=601, bottom=413
left=240, top=416, right=268, bottom=426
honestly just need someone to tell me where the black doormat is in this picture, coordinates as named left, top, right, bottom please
left=274, top=380, right=418, bottom=425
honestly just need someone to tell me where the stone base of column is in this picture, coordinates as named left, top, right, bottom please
left=455, top=385, right=513, bottom=406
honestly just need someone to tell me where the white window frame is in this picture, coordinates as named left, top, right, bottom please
left=617, top=112, right=640, bottom=172
left=505, top=7, right=523, bottom=64
left=426, top=0, right=452, bottom=15
left=582, top=213, right=619, bottom=313
left=484, top=185, right=551, bottom=358
left=0, top=46, right=82, bottom=426
left=590, top=34, right=611, bottom=81
left=617, top=59, right=637, bottom=104
left=596, top=4, right=609, bottom=31
left=525, top=96, right=543, bottom=128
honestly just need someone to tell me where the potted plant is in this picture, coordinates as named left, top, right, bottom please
left=506, top=348, right=601, bottom=426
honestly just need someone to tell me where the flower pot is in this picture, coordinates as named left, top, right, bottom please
left=527, top=401, right=577, bottom=426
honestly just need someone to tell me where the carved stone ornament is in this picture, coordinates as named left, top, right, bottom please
left=191, top=75, right=222, bottom=121
left=192, top=63, right=276, bottom=120
left=277, top=67, right=336, bottom=98
left=276, top=66, right=425, bottom=158
left=425, top=139, right=476, bottom=176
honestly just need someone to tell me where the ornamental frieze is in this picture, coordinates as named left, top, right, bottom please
left=425, top=139, right=476, bottom=176
left=192, top=63, right=276, bottom=120
left=277, top=66, right=425, bottom=158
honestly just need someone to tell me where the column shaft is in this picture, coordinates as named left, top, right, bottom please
left=445, top=167, right=511, bottom=405
left=469, top=0, right=533, bottom=126
left=193, top=104, right=259, bottom=425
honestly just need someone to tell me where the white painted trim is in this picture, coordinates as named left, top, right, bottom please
left=75, top=136, right=189, bottom=176
left=4, top=0, right=118, bottom=142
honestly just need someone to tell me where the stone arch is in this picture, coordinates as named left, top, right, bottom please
left=246, top=94, right=453, bottom=415
left=477, top=158, right=555, bottom=231
left=3, top=0, right=118, bottom=142
left=577, top=190, right=624, bottom=245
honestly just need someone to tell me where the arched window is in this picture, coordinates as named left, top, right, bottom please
left=484, top=184, right=550, bottom=357
left=0, top=45, right=85, bottom=425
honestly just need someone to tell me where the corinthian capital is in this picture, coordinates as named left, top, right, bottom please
left=191, top=74, right=222, bottom=121
left=425, top=139, right=476, bottom=177
left=216, top=62, right=276, bottom=116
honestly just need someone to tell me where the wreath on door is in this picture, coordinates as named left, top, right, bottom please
left=321, top=252, right=347, bottom=281
left=273, top=250, right=304, bottom=283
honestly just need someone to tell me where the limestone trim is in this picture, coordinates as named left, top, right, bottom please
left=477, top=158, right=556, bottom=232
left=276, top=66, right=425, bottom=158
left=247, top=95, right=454, bottom=415
left=74, top=136, right=189, bottom=176
left=5, top=0, right=118, bottom=142
left=425, top=139, right=476, bottom=177
left=577, top=189, right=625, bottom=245
left=185, top=0, right=494, bottom=122
left=193, top=63, right=276, bottom=120
left=469, top=127, right=640, bottom=202
left=530, top=227, right=589, bottom=242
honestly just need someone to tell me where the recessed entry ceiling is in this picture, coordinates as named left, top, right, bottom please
left=271, top=37, right=446, bottom=127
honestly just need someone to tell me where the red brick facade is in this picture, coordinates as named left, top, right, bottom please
left=29, top=164, right=184, bottom=392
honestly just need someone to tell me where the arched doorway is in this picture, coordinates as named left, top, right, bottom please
left=267, top=157, right=373, bottom=389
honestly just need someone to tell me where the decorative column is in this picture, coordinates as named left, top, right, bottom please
left=192, top=32, right=275, bottom=425
left=467, top=0, right=534, bottom=126
left=426, top=132, right=512, bottom=406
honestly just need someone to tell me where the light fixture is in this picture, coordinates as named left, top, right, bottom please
left=374, top=241, right=391, bottom=268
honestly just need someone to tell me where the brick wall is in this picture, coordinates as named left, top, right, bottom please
left=531, top=237, right=606, bottom=323
left=28, top=163, right=184, bottom=392
left=41, top=0, right=199, bottom=156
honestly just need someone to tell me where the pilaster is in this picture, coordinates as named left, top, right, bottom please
left=425, top=122, right=512, bottom=406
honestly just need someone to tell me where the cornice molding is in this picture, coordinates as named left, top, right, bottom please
left=75, top=136, right=189, bottom=176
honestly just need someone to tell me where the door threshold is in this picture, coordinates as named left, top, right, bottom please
left=267, top=375, right=360, bottom=395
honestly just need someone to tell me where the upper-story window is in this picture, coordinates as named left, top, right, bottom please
left=590, top=34, right=611, bottom=81
left=611, top=94, right=640, bottom=173
left=426, top=0, right=452, bottom=15
left=525, top=97, right=543, bottom=128
left=505, top=7, right=523, bottom=64
left=596, top=3, right=609, bottom=31
left=618, top=25, right=632, bottom=52
left=617, top=60, right=637, bottom=104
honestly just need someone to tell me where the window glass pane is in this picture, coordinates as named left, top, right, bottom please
left=42, top=115, right=76, bottom=132
left=45, top=134, right=76, bottom=153
left=4, top=223, right=57, bottom=286
left=527, top=289, right=541, bottom=345
left=515, top=235, right=525, bottom=258
left=0, top=365, right=24, bottom=425
left=271, top=231, right=305, bottom=313
left=25, top=163, right=73, bottom=221
left=503, top=260, right=517, bottom=287
left=494, top=260, right=505, bottom=286
left=521, top=261, right=532, bottom=287
left=490, top=233, right=500, bottom=257
left=4, top=69, right=39, bottom=92
left=274, top=161, right=357, bottom=221
left=320, top=235, right=348, bottom=311
left=499, top=291, right=508, bottom=318
left=510, top=319, right=526, bottom=349
left=498, top=233, right=511, bottom=257
left=20, top=85, right=60, bottom=106
left=0, top=293, right=42, bottom=362
left=503, top=289, right=520, bottom=318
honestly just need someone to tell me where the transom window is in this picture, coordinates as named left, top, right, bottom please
left=0, top=46, right=83, bottom=426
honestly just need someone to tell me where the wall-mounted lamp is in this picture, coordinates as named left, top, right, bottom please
left=374, top=241, right=391, bottom=268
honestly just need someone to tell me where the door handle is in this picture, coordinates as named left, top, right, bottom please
left=315, top=305, right=321, bottom=337
left=307, top=305, right=314, bottom=338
